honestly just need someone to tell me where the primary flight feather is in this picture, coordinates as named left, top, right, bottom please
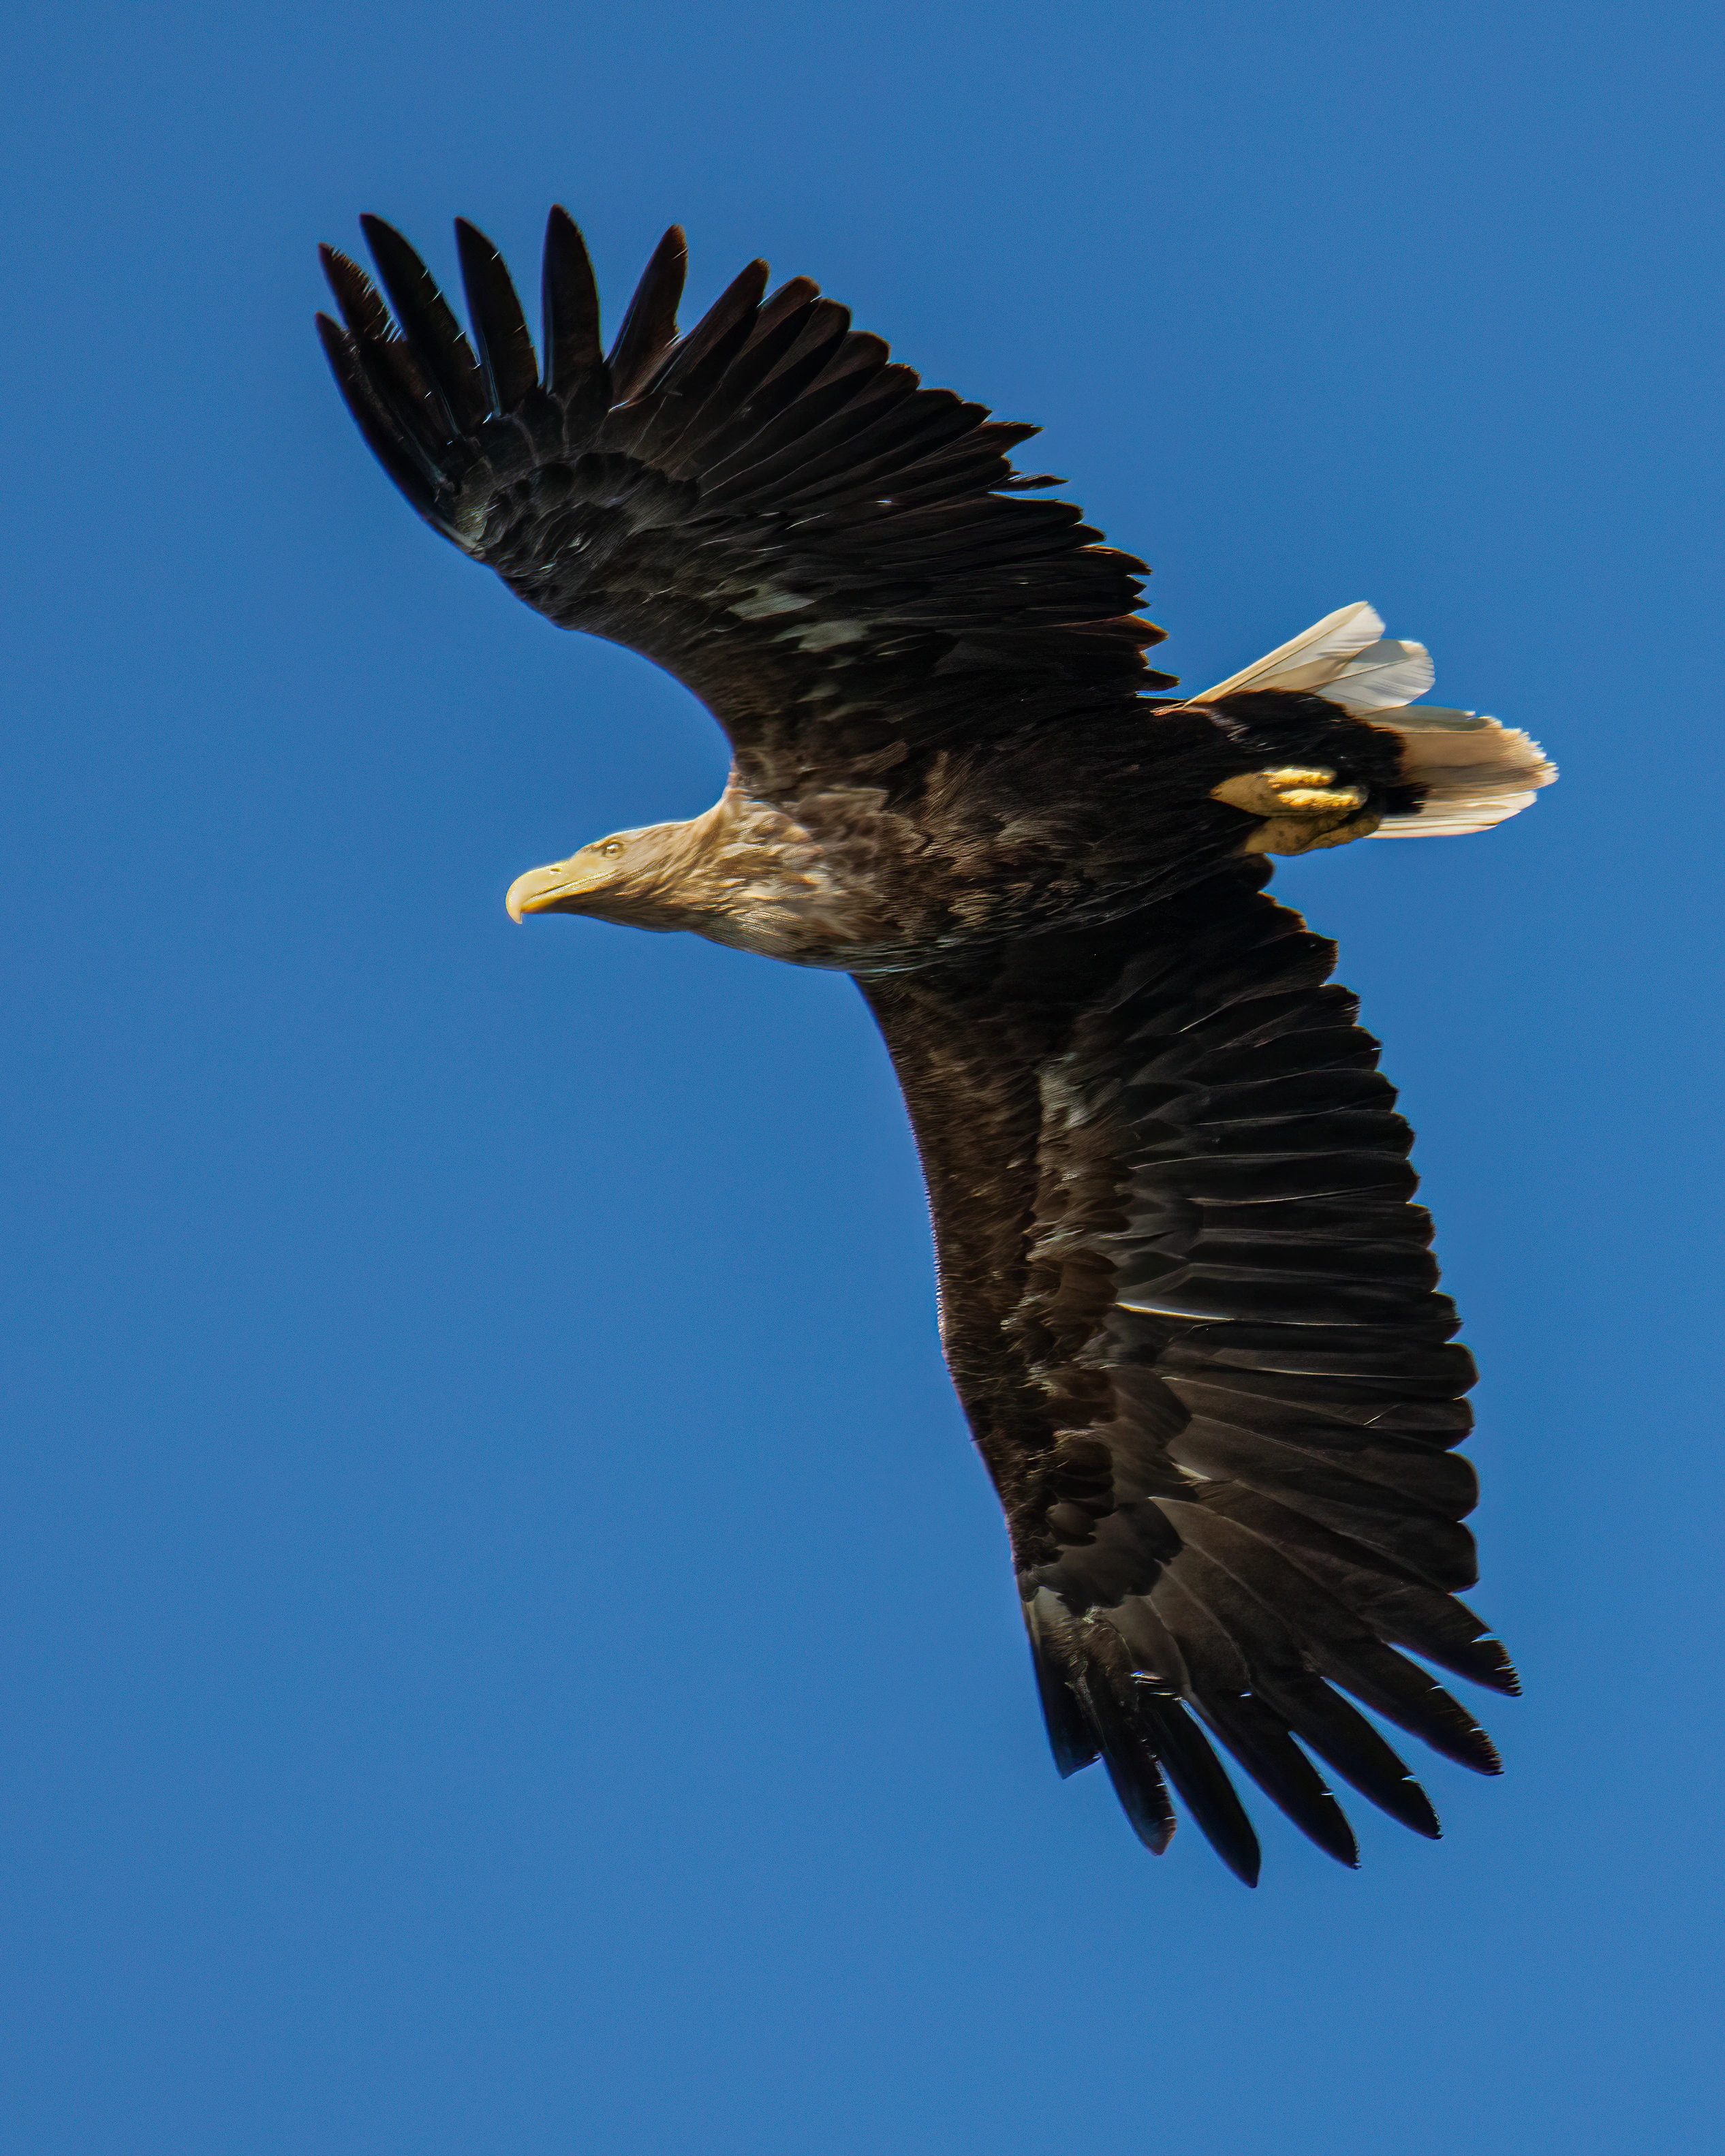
left=317, top=206, right=1554, bottom=1883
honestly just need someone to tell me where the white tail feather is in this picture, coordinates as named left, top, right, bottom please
left=1194, top=602, right=1385, bottom=702
left=1370, top=710, right=1555, bottom=836
left=1195, top=606, right=1555, bottom=838
left=1312, top=639, right=1435, bottom=710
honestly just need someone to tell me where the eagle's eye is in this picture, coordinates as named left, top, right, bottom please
left=597, top=839, right=625, bottom=858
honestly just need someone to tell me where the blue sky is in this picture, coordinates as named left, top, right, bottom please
left=2, top=2, right=1721, bottom=2149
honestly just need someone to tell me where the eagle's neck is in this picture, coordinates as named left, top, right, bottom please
left=621, top=779, right=892, bottom=964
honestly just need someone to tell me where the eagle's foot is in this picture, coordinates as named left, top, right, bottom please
left=1211, top=767, right=1383, bottom=856
left=1211, top=767, right=1367, bottom=817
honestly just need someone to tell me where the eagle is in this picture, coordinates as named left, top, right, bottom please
left=317, top=207, right=1555, bottom=1884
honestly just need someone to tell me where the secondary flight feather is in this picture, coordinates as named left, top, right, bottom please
left=317, top=205, right=1554, bottom=1882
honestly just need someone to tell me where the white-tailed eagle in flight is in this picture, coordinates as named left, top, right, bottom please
left=317, top=208, right=1554, bottom=1883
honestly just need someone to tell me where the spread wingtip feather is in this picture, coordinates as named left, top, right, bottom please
left=454, top=217, right=540, bottom=413
left=540, top=206, right=604, bottom=397
left=607, top=223, right=689, bottom=402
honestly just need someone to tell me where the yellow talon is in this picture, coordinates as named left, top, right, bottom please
left=1211, top=767, right=1369, bottom=817
left=1211, top=766, right=1378, bottom=853
left=1241, top=806, right=1383, bottom=856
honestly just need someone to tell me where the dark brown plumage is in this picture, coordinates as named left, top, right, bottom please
left=317, top=206, right=1535, bottom=1884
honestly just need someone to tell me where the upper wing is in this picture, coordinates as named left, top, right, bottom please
left=317, top=210, right=1174, bottom=781
left=860, top=864, right=1517, bottom=1883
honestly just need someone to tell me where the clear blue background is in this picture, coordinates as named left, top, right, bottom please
left=2, top=3, right=1719, bottom=2149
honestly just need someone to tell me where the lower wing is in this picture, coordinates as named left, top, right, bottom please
left=861, top=865, right=1517, bottom=1883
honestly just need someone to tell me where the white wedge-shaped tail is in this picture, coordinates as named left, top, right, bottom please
left=1194, top=603, right=1556, bottom=837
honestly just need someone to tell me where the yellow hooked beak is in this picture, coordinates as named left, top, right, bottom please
left=504, top=859, right=592, bottom=922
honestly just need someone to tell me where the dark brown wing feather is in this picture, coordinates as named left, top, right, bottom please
left=860, top=864, right=1517, bottom=1884
left=316, top=210, right=1175, bottom=783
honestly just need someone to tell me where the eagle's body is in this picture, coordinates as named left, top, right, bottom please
left=320, top=208, right=1553, bottom=1883
left=502, top=691, right=1409, bottom=968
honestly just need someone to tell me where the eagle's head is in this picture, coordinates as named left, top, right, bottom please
left=505, top=818, right=717, bottom=934
left=503, top=787, right=873, bottom=962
